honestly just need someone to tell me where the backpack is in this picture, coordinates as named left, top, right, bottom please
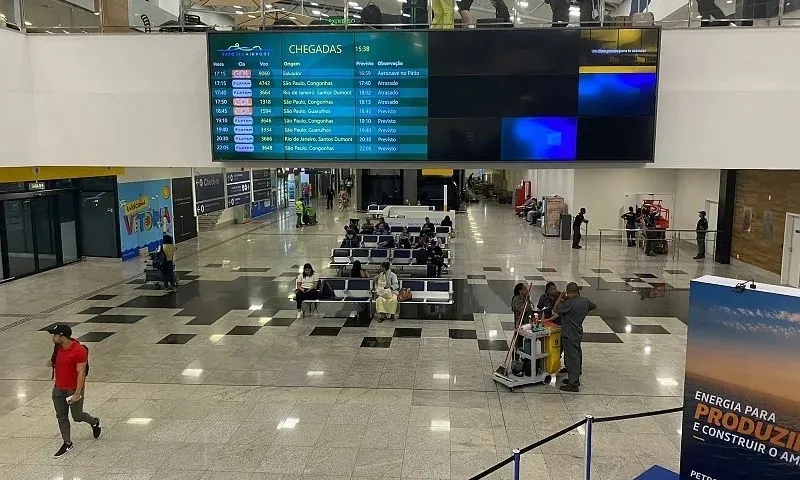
left=318, top=280, right=336, bottom=300
left=51, top=343, right=90, bottom=379
left=153, top=249, right=167, bottom=270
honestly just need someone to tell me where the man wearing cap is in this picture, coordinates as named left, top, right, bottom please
left=694, top=211, right=709, bottom=260
left=549, top=282, right=597, bottom=392
left=47, top=324, right=101, bottom=458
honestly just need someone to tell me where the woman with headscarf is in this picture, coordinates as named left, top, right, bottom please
left=375, top=262, right=400, bottom=322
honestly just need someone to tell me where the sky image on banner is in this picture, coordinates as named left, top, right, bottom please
left=118, top=179, right=173, bottom=261
left=681, top=276, right=800, bottom=480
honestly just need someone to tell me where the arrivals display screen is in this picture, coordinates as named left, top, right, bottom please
left=207, top=28, right=659, bottom=162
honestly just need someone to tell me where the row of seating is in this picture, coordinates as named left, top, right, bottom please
left=355, top=225, right=451, bottom=239
left=308, top=277, right=454, bottom=305
left=354, top=234, right=448, bottom=248
left=330, top=248, right=452, bottom=273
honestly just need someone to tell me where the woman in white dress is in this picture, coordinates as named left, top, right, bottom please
left=375, top=262, right=400, bottom=322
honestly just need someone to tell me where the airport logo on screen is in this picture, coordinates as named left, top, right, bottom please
left=218, top=43, right=271, bottom=58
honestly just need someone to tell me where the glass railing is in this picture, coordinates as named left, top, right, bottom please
left=3, top=0, right=798, bottom=33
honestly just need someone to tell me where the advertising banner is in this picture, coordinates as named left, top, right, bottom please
left=681, top=276, right=800, bottom=479
left=118, top=179, right=172, bottom=261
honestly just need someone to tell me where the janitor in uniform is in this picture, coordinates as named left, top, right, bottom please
left=621, top=206, right=637, bottom=247
left=694, top=210, right=709, bottom=259
left=572, top=208, right=588, bottom=249
left=548, top=282, right=596, bottom=392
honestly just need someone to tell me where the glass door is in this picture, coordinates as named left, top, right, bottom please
left=31, top=196, right=58, bottom=270
left=4, top=199, right=36, bottom=278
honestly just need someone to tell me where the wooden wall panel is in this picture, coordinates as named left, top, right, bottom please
left=732, top=170, right=800, bottom=274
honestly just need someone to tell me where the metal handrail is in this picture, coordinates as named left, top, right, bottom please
left=597, top=227, right=720, bottom=261
left=20, top=20, right=800, bottom=33
left=11, top=0, right=799, bottom=35
left=471, top=406, right=684, bottom=480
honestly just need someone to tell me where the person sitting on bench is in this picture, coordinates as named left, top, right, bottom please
left=375, top=217, right=390, bottom=235
left=295, top=263, right=319, bottom=318
left=421, top=217, right=435, bottom=236
left=398, top=227, right=412, bottom=249
left=375, top=262, right=399, bottom=322
left=361, top=218, right=375, bottom=234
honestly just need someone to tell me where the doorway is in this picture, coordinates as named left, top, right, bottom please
left=1, top=191, right=79, bottom=280
left=704, top=199, right=719, bottom=257
left=781, top=213, right=800, bottom=288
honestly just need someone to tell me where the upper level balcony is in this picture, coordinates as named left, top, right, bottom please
left=0, top=0, right=797, bottom=34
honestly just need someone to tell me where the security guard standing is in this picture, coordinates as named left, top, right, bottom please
left=621, top=206, right=637, bottom=247
left=572, top=208, right=588, bottom=249
left=694, top=210, right=709, bottom=259
left=549, top=282, right=597, bottom=392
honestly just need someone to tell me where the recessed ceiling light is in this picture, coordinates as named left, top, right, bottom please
left=249, top=304, right=263, bottom=311
left=657, top=377, right=678, bottom=386
left=277, top=417, right=299, bottom=429
left=126, top=417, right=153, bottom=425
left=306, top=370, right=324, bottom=376
left=209, top=334, right=225, bottom=342
left=182, top=368, right=204, bottom=377
left=348, top=1, right=358, bottom=6
left=430, top=420, right=450, bottom=431
left=432, top=373, right=450, bottom=379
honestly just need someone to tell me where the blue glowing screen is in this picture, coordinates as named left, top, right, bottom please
left=501, top=117, right=577, bottom=161
left=578, top=72, right=657, bottom=116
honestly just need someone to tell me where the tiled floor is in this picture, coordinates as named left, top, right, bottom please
left=0, top=202, right=777, bottom=480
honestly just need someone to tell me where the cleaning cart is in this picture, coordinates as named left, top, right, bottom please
left=493, top=321, right=561, bottom=392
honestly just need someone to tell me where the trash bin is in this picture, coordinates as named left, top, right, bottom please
left=544, top=327, right=562, bottom=374
left=560, top=214, right=572, bottom=240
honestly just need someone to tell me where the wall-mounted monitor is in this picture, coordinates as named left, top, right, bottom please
left=207, top=28, right=659, bottom=162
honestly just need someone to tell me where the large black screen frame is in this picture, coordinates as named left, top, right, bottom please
left=206, top=28, right=661, bottom=163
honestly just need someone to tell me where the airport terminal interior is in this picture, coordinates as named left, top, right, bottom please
left=0, top=196, right=770, bottom=480
left=2, top=1, right=800, bottom=478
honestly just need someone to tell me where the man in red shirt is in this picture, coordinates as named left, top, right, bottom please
left=47, top=324, right=101, bottom=458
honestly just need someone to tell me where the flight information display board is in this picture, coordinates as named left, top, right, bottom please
left=208, top=28, right=660, bottom=163
left=208, top=31, right=428, bottom=161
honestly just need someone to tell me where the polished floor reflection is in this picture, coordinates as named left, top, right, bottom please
left=0, top=202, right=776, bottom=479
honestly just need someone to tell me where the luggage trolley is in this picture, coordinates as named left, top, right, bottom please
left=493, top=324, right=561, bottom=391
left=143, top=251, right=179, bottom=289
